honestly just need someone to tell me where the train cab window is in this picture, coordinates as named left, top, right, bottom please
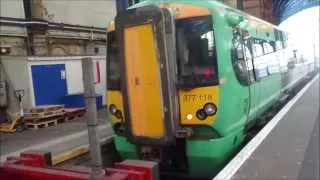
left=176, top=16, right=219, bottom=87
left=107, top=31, right=121, bottom=90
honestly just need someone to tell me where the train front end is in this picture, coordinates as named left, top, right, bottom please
left=106, top=3, right=239, bottom=177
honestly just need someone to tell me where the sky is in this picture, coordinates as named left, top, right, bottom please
left=278, top=7, right=320, bottom=61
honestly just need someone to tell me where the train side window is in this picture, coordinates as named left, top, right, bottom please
left=262, top=42, right=274, bottom=54
left=231, top=30, right=254, bottom=86
left=274, top=29, right=283, bottom=51
left=283, top=37, right=288, bottom=48
left=253, top=42, right=264, bottom=57
left=269, top=41, right=276, bottom=52
left=280, top=32, right=288, bottom=48
left=275, top=41, right=282, bottom=51
left=252, top=40, right=268, bottom=80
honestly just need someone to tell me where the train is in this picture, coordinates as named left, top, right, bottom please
left=105, top=0, right=317, bottom=178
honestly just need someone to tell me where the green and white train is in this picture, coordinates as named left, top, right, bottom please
left=105, top=0, right=317, bottom=178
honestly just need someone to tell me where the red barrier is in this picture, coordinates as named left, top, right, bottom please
left=0, top=151, right=158, bottom=180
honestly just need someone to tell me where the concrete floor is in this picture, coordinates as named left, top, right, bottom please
left=0, top=108, right=114, bottom=162
left=297, top=112, right=319, bottom=179
left=232, top=77, right=319, bottom=179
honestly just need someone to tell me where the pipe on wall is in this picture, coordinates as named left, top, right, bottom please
left=0, top=17, right=106, bottom=34
left=23, top=0, right=33, bottom=55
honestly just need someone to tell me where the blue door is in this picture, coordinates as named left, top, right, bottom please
left=31, top=64, right=68, bottom=105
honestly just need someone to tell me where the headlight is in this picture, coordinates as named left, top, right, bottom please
left=204, top=103, right=217, bottom=116
left=115, top=110, right=123, bottom=119
left=196, top=109, right=207, bottom=120
left=109, top=104, right=117, bottom=115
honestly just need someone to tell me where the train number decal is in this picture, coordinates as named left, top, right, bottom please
left=183, top=94, right=213, bottom=102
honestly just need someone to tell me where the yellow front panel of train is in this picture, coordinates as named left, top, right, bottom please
left=179, top=86, right=219, bottom=125
left=124, top=24, right=165, bottom=138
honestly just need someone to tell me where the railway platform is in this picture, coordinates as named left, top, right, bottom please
left=0, top=109, right=114, bottom=165
left=214, top=74, right=319, bottom=180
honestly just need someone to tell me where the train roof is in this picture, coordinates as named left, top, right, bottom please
left=129, top=0, right=286, bottom=32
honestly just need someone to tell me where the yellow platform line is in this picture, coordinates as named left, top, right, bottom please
left=51, top=135, right=114, bottom=165
left=52, top=145, right=89, bottom=165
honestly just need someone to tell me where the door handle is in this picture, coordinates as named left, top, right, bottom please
left=135, top=77, right=140, bottom=86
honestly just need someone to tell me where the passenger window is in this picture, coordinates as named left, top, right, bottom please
left=255, top=62, right=269, bottom=79
left=244, top=44, right=255, bottom=83
left=263, top=42, right=274, bottom=54
left=280, top=32, right=288, bottom=48
left=267, top=62, right=280, bottom=75
left=269, top=41, right=276, bottom=52
left=275, top=41, right=282, bottom=51
left=252, top=40, right=269, bottom=80
left=253, top=42, right=264, bottom=57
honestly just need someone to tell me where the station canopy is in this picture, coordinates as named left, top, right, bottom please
left=273, top=0, right=320, bottom=23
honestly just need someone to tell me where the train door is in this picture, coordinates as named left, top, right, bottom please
left=233, top=29, right=260, bottom=121
left=245, top=37, right=261, bottom=119
left=115, top=6, right=179, bottom=145
left=231, top=29, right=253, bottom=122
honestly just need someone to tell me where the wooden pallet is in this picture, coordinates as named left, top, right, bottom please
left=26, top=119, right=58, bottom=130
left=64, top=108, right=86, bottom=121
left=26, top=105, right=64, bottom=113
left=24, top=109, right=65, bottom=120
left=24, top=114, right=66, bottom=124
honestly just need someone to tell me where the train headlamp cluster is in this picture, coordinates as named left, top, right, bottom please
left=195, top=103, right=217, bottom=120
left=109, top=104, right=122, bottom=119
left=196, top=109, right=207, bottom=120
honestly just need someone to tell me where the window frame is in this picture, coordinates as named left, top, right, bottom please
left=252, top=39, right=264, bottom=58
left=262, top=41, right=274, bottom=55
left=231, top=30, right=256, bottom=86
left=176, top=15, right=220, bottom=88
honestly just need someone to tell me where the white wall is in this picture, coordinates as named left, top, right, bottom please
left=65, top=57, right=106, bottom=98
left=27, top=56, right=107, bottom=106
left=0, top=0, right=25, bottom=18
left=1, top=57, right=30, bottom=113
left=0, top=0, right=27, bottom=37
